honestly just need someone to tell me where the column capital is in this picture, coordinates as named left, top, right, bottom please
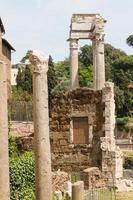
left=29, top=50, right=49, bottom=74
left=69, top=39, right=78, bottom=49
left=91, top=33, right=105, bottom=43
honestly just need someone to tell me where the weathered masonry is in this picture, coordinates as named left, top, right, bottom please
left=68, top=14, right=106, bottom=90
left=51, top=14, right=123, bottom=186
left=50, top=88, right=104, bottom=172
left=0, top=18, right=15, bottom=96
left=50, top=83, right=123, bottom=185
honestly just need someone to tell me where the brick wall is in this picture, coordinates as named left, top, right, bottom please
left=50, top=88, right=105, bottom=172
left=0, top=29, right=12, bottom=97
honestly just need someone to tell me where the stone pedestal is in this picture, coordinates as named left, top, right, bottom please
left=0, top=61, right=10, bottom=200
left=70, top=39, right=79, bottom=90
left=72, top=181, right=84, bottom=200
left=83, top=167, right=107, bottom=189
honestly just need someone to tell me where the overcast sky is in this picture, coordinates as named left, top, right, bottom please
left=0, top=0, right=133, bottom=64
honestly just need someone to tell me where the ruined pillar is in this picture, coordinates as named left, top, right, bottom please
left=92, top=36, right=105, bottom=90
left=29, top=51, right=52, bottom=200
left=101, top=82, right=123, bottom=185
left=72, top=181, right=84, bottom=200
left=0, top=61, right=10, bottom=200
left=70, top=39, right=79, bottom=90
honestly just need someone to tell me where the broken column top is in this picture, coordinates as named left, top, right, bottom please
left=28, top=50, right=49, bottom=73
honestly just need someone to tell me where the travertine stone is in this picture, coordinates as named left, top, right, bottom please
left=0, top=61, right=10, bottom=200
left=102, top=82, right=123, bottom=184
left=29, top=51, right=52, bottom=200
left=70, top=39, right=79, bottom=90
left=68, top=14, right=106, bottom=90
left=50, top=88, right=104, bottom=171
left=93, top=36, right=105, bottom=90
left=72, top=181, right=84, bottom=200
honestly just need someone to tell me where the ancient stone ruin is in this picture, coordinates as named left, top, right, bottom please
left=51, top=14, right=123, bottom=188
left=68, top=14, right=105, bottom=90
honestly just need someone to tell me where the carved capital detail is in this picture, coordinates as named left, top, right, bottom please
left=70, top=39, right=78, bottom=49
left=29, top=50, right=49, bottom=74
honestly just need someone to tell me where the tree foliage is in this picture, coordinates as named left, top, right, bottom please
left=16, top=65, right=32, bottom=94
left=14, top=42, right=132, bottom=117
left=78, top=43, right=126, bottom=80
left=112, top=55, right=133, bottom=116
left=126, top=35, right=133, bottom=47
left=48, top=55, right=57, bottom=107
left=10, top=152, right=35, bottom=200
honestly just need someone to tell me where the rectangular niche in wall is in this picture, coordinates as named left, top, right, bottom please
left=72, top=117, right=89, bottom=144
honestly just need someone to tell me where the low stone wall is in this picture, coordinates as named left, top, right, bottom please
left=10, top=121, right=33, bottom=137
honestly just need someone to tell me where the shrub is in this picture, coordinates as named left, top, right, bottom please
left=116, top=117, right=129, bottom=129
left=10, top=152, right=35, bottom=200
left=9, top=135, right=19, bottom=157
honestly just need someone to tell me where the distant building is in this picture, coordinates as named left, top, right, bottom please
left=11, top=63, right=26, bottom=86
left=128, top=84, right=133, bottom=90
left=0, top=18, right=15, bottom=96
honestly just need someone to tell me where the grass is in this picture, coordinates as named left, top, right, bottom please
left=116, top=192, right=133, bottom=200
left=123, top=150, right=133, bottom=160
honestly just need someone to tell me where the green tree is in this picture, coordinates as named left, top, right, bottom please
left=16, top=68, right=24, bottom=89
left=16, top=65, right=32, bottom=94
left=53, top=58, right=70, bottom=94
left=79, top=65, right=93, bottom=87
left=126, top=35, right=133, bottom=47
left=79, top=45, right=92, bottom=67
left=78, top=43, right=126, bottom=80
left=112, top=56, right=133, bottom=116
left=48, top=55, right=57, bottom=108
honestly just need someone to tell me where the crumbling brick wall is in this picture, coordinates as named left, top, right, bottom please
left=50, top=88, right=105, bottom=172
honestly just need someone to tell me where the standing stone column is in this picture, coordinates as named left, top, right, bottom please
left=92, top=35, right=105, bottom=90
left=70, top=39, right=79, bottom=90
left=92, top=40, right=97, bottom=90
left=72, top=181, right=84, bottom=200
left=29, top=51, right=52, bottom=200
left=0, top=61, right=10, bottom=200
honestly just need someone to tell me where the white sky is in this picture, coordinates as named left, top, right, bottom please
left=0, top=0, right=133, bottom=64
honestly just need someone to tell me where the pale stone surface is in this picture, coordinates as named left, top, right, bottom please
left=29, top=50, right=52, bottom=200
left=70, top=39, right=79, bottom=89
left=93, top=37, right=105, bottom=90
left=102, top=82, right=123, bottom=184
left=10, top=121, right=33, bottom=137
left=72, top=181, right=84, bottom=200
left=64, top=181, right=72, bottom=197
left=0, top=61, right=10, bottom=200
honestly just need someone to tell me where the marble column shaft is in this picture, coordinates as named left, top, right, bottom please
left=92, top=36, right=105, bottom=90
left=30, top=51, right=52, bottom=200
left=70, top=39, right=79, bottom=90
